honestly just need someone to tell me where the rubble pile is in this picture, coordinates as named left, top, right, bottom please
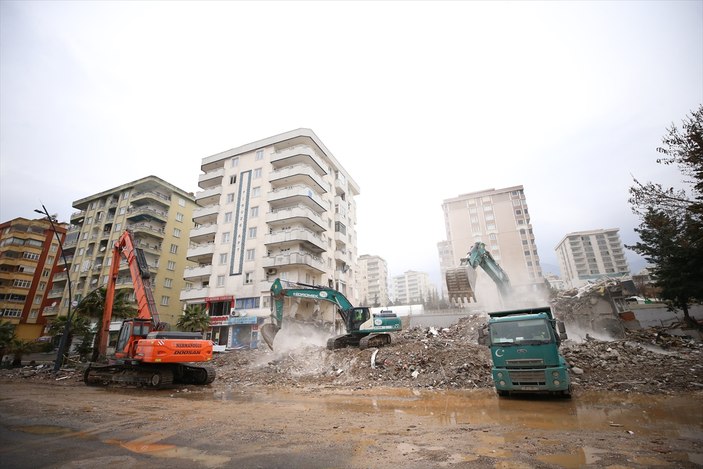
left=562, top=329, right=703, bottom=393
left=2, top=315, right=702, bottom=395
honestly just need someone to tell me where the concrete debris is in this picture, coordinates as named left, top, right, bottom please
left=1, top=314, right=701, bottom=395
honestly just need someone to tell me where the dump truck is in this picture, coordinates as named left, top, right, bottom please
left=478, top=306, right=571, bottom=397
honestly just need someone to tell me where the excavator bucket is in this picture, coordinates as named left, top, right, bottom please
left=261, top=324, right=279, bottom=350
left=445, top=266, right=477, bottom=306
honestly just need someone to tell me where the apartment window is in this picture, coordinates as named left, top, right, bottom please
left=217, top=275, right=225, bottom=287
left=244, top=272, right=253, bottom=284
left=486, top=223, right=496, bottom=230
left=115, top=223, right=121, bottom=231
left=13, top=279, right=31, bottom=288
left=230, top=175, right=237, bottom=184
left=231, top=157, right=239, bottom=167
left=178, top=197, right=186, bottom=207
left=250, top=206, right=259, bottom=217
left=248, top=227, right=257, bottom=238
left=119, top=207, right=126, bottom=215
left=224, top=212, right=233, bottom=223
left=167, top=260, right=176, bottom=271
left=160, top=296, right=170, bottom=306
left=176, top=212, right=184, bottom=222
left=39, top=282, right=46, bottom=291
left=226, top=193, right=235, bottom=203
left=29, top=310, right=38, bottom=319
left=42, top=269, right=50, bottom=277
left=219, top=253, right=228, bottom=265
left=253, top=168, right=262, bottom=179
left=173, top=228, right=181, bottom=238
left=255, top=149, right=264, bottom=160
left=251, top=186, right=261, bottom=197
left=222, top=232, right=230, bottom=244
left=470, top=215, right=478, bottom=223
left=245, top=249, right=255, bottom=261
left=169, top=244, right=178, bottom=254
left=23, top=252, right=40, bottom=260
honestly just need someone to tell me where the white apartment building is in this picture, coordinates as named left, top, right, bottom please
left=555, top=228, right=630, bottom=289
left=66, top=176, right=197, bottom=327
left=441, top=186, right=545, bottom=304
left=357, top=254, right=389, bottom=307
left=181, top=129, right=360, bottom=349
left=391, top=270, right=433, bottom=305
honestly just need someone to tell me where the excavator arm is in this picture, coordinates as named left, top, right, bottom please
left=446, top=242, right=512, bottom=304
left=98, top=230, right=163, bottom=357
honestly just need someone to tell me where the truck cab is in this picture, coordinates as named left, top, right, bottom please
left=479, top=306, right=571, bottom=397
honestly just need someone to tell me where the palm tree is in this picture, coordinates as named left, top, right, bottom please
left=177, top=304, right=210, bottom=334
left=74, top=287, right=137, bottom=362
left=8, top=338, right=37, bottom=368
left=47, top=315, right=93, bottom=364
left=0, top=321, right=16, bottom=366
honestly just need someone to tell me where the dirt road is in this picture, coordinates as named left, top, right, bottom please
left=1, top=381, right=701, bottom=469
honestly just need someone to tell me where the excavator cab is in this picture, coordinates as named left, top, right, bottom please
left=114, top=318, right=153, bottom=360
left=348, top=307, right=370, bottom=332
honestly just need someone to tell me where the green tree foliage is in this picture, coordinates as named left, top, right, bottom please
left=47, top=314, right=93, bottom=363
left=177, top=304, right=210, bottom=333
left=628, top=105, right=703, bottom=327
left=0, top=321, right=16, bottom=365
left=8, top=338, right=37, bottom=367
left=74, top=287, right=137, bottom=362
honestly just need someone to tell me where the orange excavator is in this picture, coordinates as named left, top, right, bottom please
left=83, top=230, right=215, bottom=388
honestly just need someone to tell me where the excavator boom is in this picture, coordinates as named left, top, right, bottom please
left=446, top=242, right=512, bottom=305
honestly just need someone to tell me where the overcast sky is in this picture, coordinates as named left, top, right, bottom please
left=1, top=1, right=701, bottom=287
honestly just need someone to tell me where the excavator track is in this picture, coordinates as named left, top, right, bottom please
left=359, top=333, right=391, bottom=350
left=83, top=362, right=215, bottom=388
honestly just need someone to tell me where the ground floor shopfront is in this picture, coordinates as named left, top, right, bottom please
left=207, top=315, right=265, bottom=350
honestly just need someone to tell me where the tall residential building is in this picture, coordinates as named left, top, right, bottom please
left=181, top=128, right=360, bottom=349
left=555, top=228, right=630, bottom=289
left=64, top=176, right=197, bottom=328
left=441, top=186, right=545, bottom=304
left=0, top=217, right=67, bottom=340
left=391, top=270, right=433, bottom=304
left=357, top=254, right=389, bottom=307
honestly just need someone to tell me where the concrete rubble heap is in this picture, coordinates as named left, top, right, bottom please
left=3, top=314, right=702, bottom=395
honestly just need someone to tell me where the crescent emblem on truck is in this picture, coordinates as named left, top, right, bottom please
left=495, top=349, right=504, bottom=357
left=374, top=319, right=382, bottom=326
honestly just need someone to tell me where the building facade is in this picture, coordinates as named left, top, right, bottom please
left=441, top=186, right=545, bottom=304
left=357, top=254, right=389, bottom=307
left=64, top=176, right=197, bottom=328
left=0, top=217, right=67, bottom=340
left=391, top=270, right=433, bottom=305
left=555, top=228, right=630, bottom=289
left=180, top=129, right=360, bottom=349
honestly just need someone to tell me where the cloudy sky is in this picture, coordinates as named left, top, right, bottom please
left=1, top=1, right=701, bottom=287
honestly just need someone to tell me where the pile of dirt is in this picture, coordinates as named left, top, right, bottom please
left=2, top=315, right=702, bottom=395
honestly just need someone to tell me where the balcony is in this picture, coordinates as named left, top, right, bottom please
left=52, top=271, right=68, bottom=282
left=195, top=186, right=222, bottom=206
left=70, top=210, right=86, bottom=223
left=131, top=190, right=170, bottom=207
left=266, top=205, right=325, bottom=232
left=183, top=264, right=213, bottom=281
left=262, top=251, right=325, bottom=273
left=334, top=249, right=349, bottom=263
left=198, top=167, right=225, bottom=189
left=47, top=288, right=64, bottom=298
left=264, top=228, right=326, bottom=253
left=126, top=205, right=167, bottom=223
left=127, top=222, right=165, bottom=239
left=193, top=204, right=219, bottom=225
left=180, top=287, right=210, bottom=302
left=189, top=224, right=218, bottom=244
left=267, top=185, right=325, bottom=212
left=270, top=145, right=327, bottom=176
left=269, top=164, right=329, bottom=193
left=186, top=242, right=215, bottom=263
left=334, top=231, right=347, bottom=246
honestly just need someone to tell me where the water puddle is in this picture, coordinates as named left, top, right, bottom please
left=105, top=438, right=231, bottom=467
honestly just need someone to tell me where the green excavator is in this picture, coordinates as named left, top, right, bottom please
left=261, top=278, right=402, bottom=350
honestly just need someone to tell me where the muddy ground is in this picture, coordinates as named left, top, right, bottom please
left=1, top=316, right=702, bottom=468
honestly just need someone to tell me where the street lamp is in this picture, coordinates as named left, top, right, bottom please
left=34, top=205, right=73, bottom=372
